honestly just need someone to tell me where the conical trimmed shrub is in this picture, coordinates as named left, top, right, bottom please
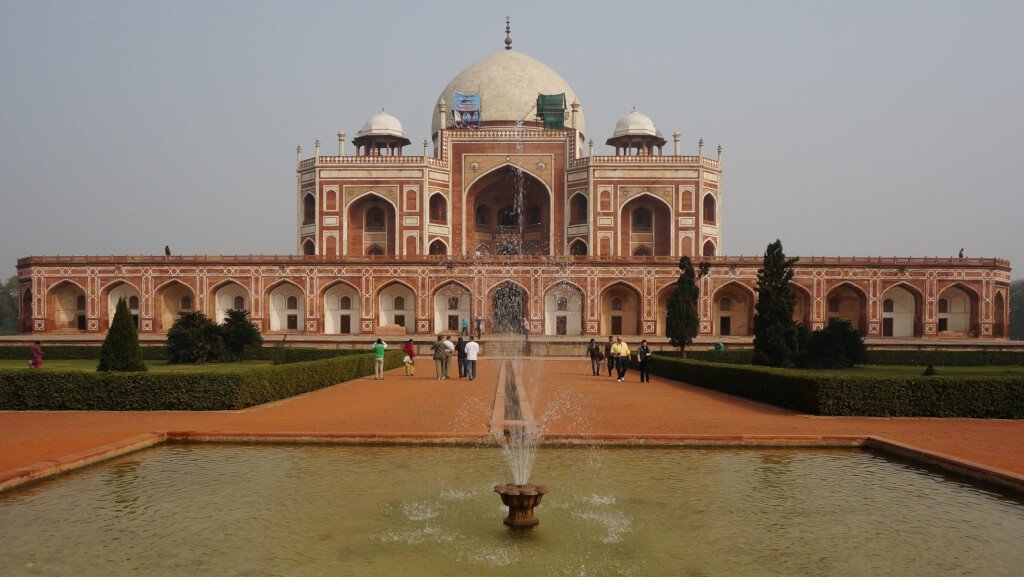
left=98, top=297, right=147, bottom=371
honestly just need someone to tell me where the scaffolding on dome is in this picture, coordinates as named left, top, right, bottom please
left=536, top=93, right=566, bottom=129
left=452, top=91, right=481, bottom=129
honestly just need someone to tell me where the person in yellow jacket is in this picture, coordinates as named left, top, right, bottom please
left=610, top=336, right=631, bottom=382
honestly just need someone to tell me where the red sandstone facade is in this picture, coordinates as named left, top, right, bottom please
left=14, top=49, right=1012, bottom=341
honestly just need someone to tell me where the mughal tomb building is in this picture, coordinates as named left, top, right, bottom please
left=15, top=35, right=1012, bottom=344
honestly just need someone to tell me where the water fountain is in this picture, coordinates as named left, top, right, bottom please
left=491, top=360, right=547, bottom=527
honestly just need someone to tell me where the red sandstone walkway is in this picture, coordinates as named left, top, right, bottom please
left=2, top=359, right=1023, bottom=490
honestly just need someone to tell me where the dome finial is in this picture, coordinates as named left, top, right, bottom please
left=504, top=16, right=512, bottom=50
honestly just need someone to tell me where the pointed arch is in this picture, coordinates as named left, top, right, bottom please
left=825, top=282, right=868, bottom=336
left=428, top=239, right=449, bottom=256
left=211, top=280, right=250, bottom=322
left=377, top=280, right=415, bottom=334
left=46, top=280, right=88, bottom=332
left=702, top=239, right=716, bottom=257
left=993, top=291, right=1007, bottom=338
left=936, top=282, right=980, bottom=336
left=466, top=164, right=553, bottom=257
left=302, top=192, right=316, bottom=225
left=712, top=281, right=755, bottom=337
left=880, top=282, right=924, bottom=337
left=433, top=280, right=472, bottom=333
left=154, top=280, right=196, bottom=332
left=655, top=283, right=678, bottom=336
left=100, top=280, right=141, bottom=331
left=568, top=238, right=588, bottom=256
left=346, top=191, right=398, bottom=256
left=600, top=281, right=642, bottom=336
left=322, top=280, right=361, bottom=335
left=568, top=191, right=588, bottom=225
left=266, top=280, right=305, bottom=332
left=702, top=193, right=717, bottom=224
left=488, top=280, right=530, bottom=334
left=789, top=282, right=812, bottom=327
left=619, top=192, right=673, bottom=257
left=545, top=281, right=584, bottom=335
left=428, top=191, right=448, bottom=224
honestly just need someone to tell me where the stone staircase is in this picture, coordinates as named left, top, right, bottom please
left=484, top=335, right=531, bottom=358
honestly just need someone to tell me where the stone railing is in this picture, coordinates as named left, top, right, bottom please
left=298, top=155, right=448, bottom=170
left=17, top=254, right=1012, bottom=269
left=570, top=155, right=720, bottom=169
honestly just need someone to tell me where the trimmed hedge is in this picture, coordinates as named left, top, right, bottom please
left=865, top=349, right=1024, bottom=366
left=0, top=351, right=402, bottom=411
left=0, top=345, right=376, bottom=363
left=648, top=354, right=1024, bottom=419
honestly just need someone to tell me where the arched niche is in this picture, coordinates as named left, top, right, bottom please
left=47, top=281, right=87, bottom=332
left=378, top=282, right=415, bottom=334
left=702, top=193, right=717, bottom=224
left=620, top=195, right=671, bottom=256
left=825, top=283, right=867, bottom=336
left=702, top=239, right=716, bottom=257
left=267, top=282, right=304, bottom=332
left=490, top=281, right=529, bottom=333
left=713, top=282, right=754, bottom=337
left=600, top=283, right=640, bottom=336
left=324, top=282, right=360, bottom=334
left=302, top=193, right=316, bottom=225
left=467, top=165, right=551, bottom=256
left=568, top=193, right=588, bottom=225
left=102, top=282, right=141, bottom=331
left=433, top=282, right=472, bottom=333
left=213, top=282, right=250, bottom=323
left=347, top=193, right=397, bottom=256
left=545, top=282, right=584, bottom=336
left=937, top=285, right=977, bottom=336
left=428, top=239, right=448, bottom=256
left=428, top=193, right=448, bottom=224
left=880, top=284, right=922, bottom=338
left=155, top=281, right=195, bottom=332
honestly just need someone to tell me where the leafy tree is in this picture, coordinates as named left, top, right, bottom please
left=797, top=318, right=867, bottom=369
left=752, top=240, right=800, bottom=367
left=0, top=275, right=18, bottom=335
left=666, top=256, right=711, bottom=357
left=165, top=311, right=224, bottom=364
left=1010, top=279, right=1024, bottom=340
left=98, top=297, right=147, bottom=372
left=220, top=309, right=262, bottom=361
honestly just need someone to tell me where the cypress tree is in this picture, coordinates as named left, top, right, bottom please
left=98, top=297, right=147, bottom=372
left=666, top=256, right=710, bottom=357
left=753, top=239, right=800, bottom=367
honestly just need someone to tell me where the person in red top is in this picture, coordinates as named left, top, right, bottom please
left=401, top=339, right=416, bottom=376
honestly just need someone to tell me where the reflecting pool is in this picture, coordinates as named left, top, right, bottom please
left=1, top=445, right=1022, bottom=576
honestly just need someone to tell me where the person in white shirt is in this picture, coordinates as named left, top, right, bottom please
left=464, top=336, right=480, bottom=381
left=442, top=335, right=455, bottom=379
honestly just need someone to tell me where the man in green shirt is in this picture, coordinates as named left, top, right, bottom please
left=373, top=338, right=387, bottom=380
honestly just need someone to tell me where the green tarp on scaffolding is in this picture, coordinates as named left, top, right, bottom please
left=536, top=93, right=566, bottom=129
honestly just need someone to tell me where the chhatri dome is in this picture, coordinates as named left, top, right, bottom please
left=610, top=107, right=658, bottom=139
left=352, top=109, right=411, bottom=156
left=355, top=110, right=410, bottom=143
left=431, top=50, right=586, bottom=138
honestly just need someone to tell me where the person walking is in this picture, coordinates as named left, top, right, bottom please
left=460, top=318, right=469, bottom=337
left=442, top=335, right=455, bottom=379
left=604, top=336, right=615, bottom=377
left=586, top=338, right=602, bottom=376
left=464, top=336, right=480, bottom=381
left=29, top=341, right=43, bottom=369
left=636, top=339, right=653, bottom=383
left=455, top=336, right=468, bottom=378
left=401, top=338, right=416, bottom=376
left=611, top=336, right=631, bottom=382
left=372, top=338, right=387, bottom=380
left=432, top=335, right=447, bottom=380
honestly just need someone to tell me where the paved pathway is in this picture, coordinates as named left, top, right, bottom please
left=2, top=359, right=1023, bottom=489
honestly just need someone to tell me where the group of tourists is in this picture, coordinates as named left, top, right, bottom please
left=587, top=336, right=653, bottom=382
left=391, top=335, right=481, bottom=381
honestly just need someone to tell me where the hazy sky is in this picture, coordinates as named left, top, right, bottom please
left=1, top=0, right=1021, bottom=278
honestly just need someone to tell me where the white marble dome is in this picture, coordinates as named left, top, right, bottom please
left=611, top=108, right=658, bottom=139
left=431, top=50, right=585, bottom=136
left=357, top=110, right=408, bottom=139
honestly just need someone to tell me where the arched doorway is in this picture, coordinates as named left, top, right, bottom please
left=601, top=283, right=640, bottom=336
left=324, top=282, right=360, bottom=334
left=937, top=285, right=977, bottom=336
left=825, top=283, right=867, bottom=336
left=467, top=165, right=551, bottom=256
left=378, top=282, right=415, bottom=334
left=713, top=282, right=754, bottom=337
left=880, top=284, right=921, bottom=337
left=428, top=239, right=448, bottom=256
left=568, top=239, right=587, bottom=256
left=434, top=282, right=472, bottom=333
left=21, top=287, right=33, bottom=332
left=102, top=282, right=141, bottom=331
left=655, top=284, right=677, bottom=336
left=491, top=282, right=528, bottom=333
left=347, top=194, right=397, bottom=256
left=568, top=193, right=588, bottom=225
left=545, top=282, right=584, bottom=336
left=994, top=291, right=1007, bottom=338
left=155, top=281, right=195, bottom=332
left=47, top=281, right=87, bottom=331
left=268, top=282, right=304, bottom=332
left=213, top=281, right=249, bottom=322
left=702, top=239, right=716, bottom=257
left=790, top=283, right=812, bottom=327
left=620, top=195, right=671, bottom=256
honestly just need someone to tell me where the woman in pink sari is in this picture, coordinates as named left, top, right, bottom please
left=29, top=341, right=43, bottom=369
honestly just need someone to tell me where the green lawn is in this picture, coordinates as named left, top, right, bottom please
left=0, top=359, right=273, bottom=373
left=803, top=364, right=1024, bottom=377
